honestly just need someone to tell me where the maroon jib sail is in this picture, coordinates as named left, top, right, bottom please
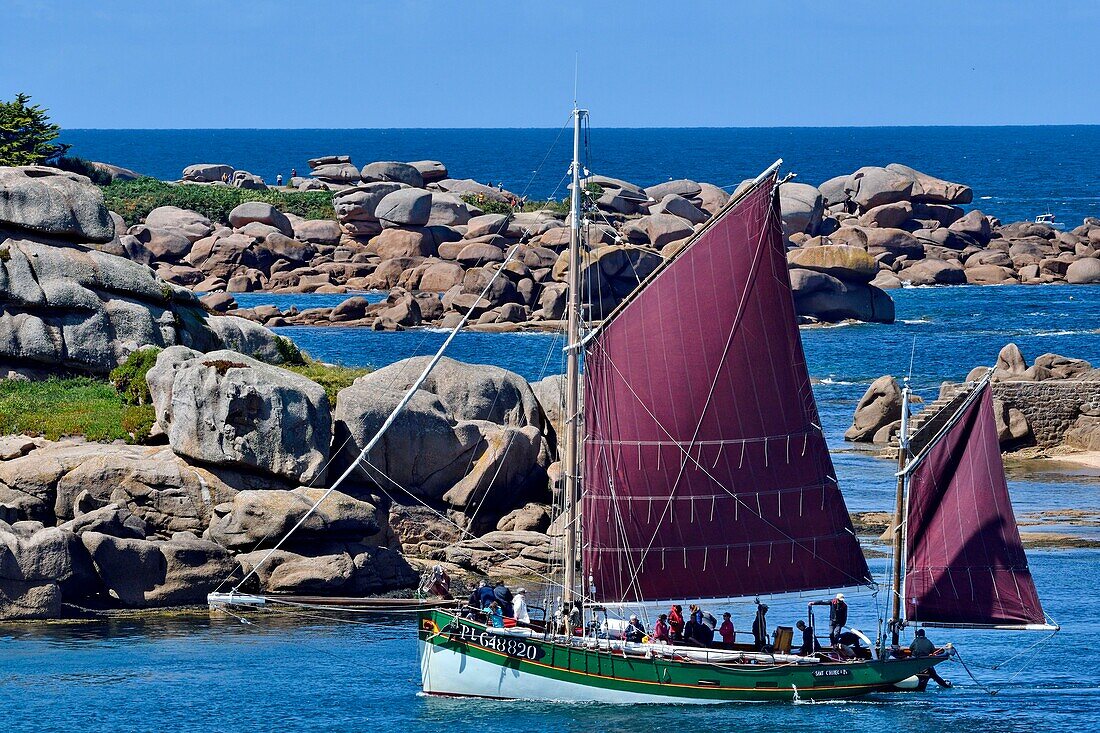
left=904, top=383, right=1046, bottom=627
left=582, top=173, right=871, bottom=605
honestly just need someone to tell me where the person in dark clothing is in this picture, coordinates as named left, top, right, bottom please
left=477, top=581, right=496, bottom=610
left=837, top=631, right=871, bottom=659
left=493, top=582, right=514, bottom=616
left=810, top=593, right=849, bottom=645
left=752, top=603, right=770, bottom=651
left=909, top=629, right=952, bottom=688
left=623, top=614, right=645, bottom=643
left=796, top=620, right=819, bottom=656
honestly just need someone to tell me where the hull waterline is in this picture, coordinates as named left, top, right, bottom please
left=418, top=610, right=947, bottom=704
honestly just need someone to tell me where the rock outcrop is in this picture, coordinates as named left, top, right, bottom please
left=147, top=347, right=331, bottom=484
left=334, top=357, right=551, bottom=527
left=845, top=376, right=904, bottom=442
left=851, top=344, right=1100, bottom=453
left=0, top=166, right=288, bottom=376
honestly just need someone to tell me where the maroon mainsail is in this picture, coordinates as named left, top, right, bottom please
left=582, top=174, right=871, bottom=604
left=904, top=383, right=1046, bottom=627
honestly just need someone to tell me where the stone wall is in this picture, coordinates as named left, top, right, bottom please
left=940, top=380, right=1100, bottom=448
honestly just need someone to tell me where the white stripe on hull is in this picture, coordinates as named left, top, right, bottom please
left=418, top=639, right=737, bottom=704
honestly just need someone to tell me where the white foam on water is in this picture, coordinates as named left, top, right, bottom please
left=901, top=319, right=931, bottom=324
left=818, top=377, right=860, bottom=386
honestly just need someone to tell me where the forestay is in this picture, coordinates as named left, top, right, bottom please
left=904, top=382, right=1047, bottom=627
left=582, top=172, right=871, bottom=605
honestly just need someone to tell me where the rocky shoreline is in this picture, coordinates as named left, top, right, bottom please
left=109, top=156, right=1100, bottom=332
left=2, top=162, right=1099, bottom=621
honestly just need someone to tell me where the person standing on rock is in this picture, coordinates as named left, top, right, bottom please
left=276, top=173, right=283, bottom=187
left=291, top=167, right=297, bottom=178
left=512, top=588, right=530, bottom=625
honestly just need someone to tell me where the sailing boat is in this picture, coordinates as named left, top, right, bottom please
left=211, top=108, right=1053, bottom=703
left=416, top=109, right=955, bottom=702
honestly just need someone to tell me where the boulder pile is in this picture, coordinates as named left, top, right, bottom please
left=794, top=165, right=1100, bottom=290
left=144, top=159, right=1100, bottom=330
left=0, top=349, right=563, bottom=619
left=0, top=166, right=289, bottom=377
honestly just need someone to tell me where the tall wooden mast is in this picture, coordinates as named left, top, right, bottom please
left=562, top=107, right=587, bottom=606
left=888, top=379, right=912, bottom=646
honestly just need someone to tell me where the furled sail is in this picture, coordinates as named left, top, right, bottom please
left=582, top=172, right=871, bottom=605
left=903, top=382, right=1046, bottom=627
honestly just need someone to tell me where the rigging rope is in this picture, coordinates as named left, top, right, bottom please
left=230, top=243, right=523, bottom=594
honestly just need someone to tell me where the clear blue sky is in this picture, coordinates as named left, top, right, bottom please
left=4, top=0, right=1098, bottom=128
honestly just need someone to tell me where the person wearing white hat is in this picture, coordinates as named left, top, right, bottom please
left=623, top=613, right=645, bottom=643
left=809, top=592, right=849, bottom=647
left=512, top=587, right=530, bottom=625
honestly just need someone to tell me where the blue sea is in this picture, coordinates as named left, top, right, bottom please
left=61, top=126, right=1100, bottom=226
left=3, top=284, right=1099, bottom=732
left=7, top=129, right=1100, bottom=730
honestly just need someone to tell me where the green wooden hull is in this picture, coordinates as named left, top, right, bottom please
left=418, top=610, right=948, bottom=703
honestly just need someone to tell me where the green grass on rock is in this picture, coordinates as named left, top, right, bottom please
left=0, top=377, right=154, bottom=443
left=103, top=177, right=335, bottom=226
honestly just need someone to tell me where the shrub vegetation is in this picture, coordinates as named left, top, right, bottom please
left=103, top=177, right=335, bottom=226
left=109, top=347, right=163, bottom=405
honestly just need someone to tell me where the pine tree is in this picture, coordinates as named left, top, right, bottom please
left=0, top=93, right=69, bottom=166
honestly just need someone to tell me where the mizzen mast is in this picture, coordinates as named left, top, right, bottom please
left=561, top=106, right=587, bottom=606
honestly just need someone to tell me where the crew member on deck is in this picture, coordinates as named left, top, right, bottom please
left=796, top=620, right=819, bottom=656
left=568, top=601, right=583, bottom=635
left=669, top=605, right=685, bottom=642
left=623, top=614, right=645, bottom=643
left=719, top=612, right=735, bottom=647
left=652, top=613, right=671, bottom=643
left=512, top=588, right=530, bottom=625
left=484, top=600, right=504, bottom=628
left=493, top=581, right=514, bottom=616
left=909, top=629, right=952, bottom=688
left=810, top=593, right=848, bottom=645
left=477, top=580, right=496, bottom=610
left=752, top=603, right=770, bottom=651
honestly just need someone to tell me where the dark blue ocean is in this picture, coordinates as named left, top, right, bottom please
left=3, top=285, right=1099, bottom=732
left=61, top=126, right=1100, bottom=226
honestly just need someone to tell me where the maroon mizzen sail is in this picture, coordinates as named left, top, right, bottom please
left=904, top=383, right=1046, bottom=627
left=902, top=378, right=1047, bottom=625
left=582, top=174, right=870, bottom=605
